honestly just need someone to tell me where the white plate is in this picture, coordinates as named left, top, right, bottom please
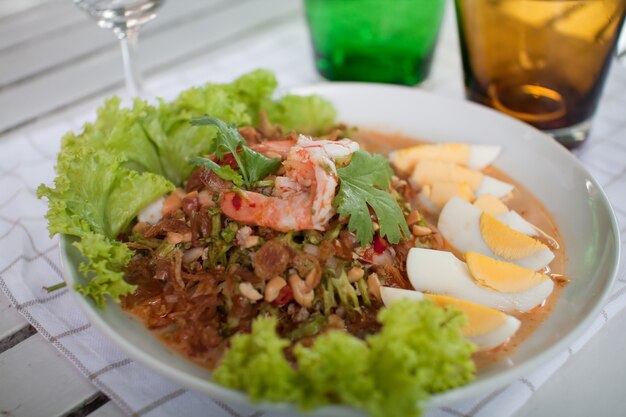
left=61, top=83, right=621, bottom=415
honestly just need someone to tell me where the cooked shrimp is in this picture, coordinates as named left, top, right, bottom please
left=221, top=135, right=358, bottom=231
left=250, top=140, right=296, bottom=159
left=251, top=136, right=359, bottom=160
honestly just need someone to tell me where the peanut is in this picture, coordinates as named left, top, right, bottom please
left=347, top=266, right=365, bottom=283
left=264, top=276, right=287, bottom=302
left=289, top=274, right=314, bottom=307
left=411, top=224, right=433, bottom=236
left=239, top=282, right=263, bottom=302
left=406, top=210, right=422, bottom=226
left=304, top=266, right=322, bottom=289
left=367, top=272, right=381, bottom=301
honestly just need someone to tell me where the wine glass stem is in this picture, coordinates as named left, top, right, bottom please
left=118, top=27, right=142, bottom=97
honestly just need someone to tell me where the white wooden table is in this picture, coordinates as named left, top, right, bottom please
left=1, top=1, right=625, bottom=416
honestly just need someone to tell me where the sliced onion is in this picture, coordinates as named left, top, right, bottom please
left=182, top=247, right=204, bottom=264
left=303, top=243, right=320, bottom=257
left=371, top=249, right=393, bottom=266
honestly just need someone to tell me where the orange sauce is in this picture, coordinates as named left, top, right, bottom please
left=353, top=129, right=567, bottom=367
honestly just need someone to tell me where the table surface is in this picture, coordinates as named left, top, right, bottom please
left=1, top=1, right=625, bottom=416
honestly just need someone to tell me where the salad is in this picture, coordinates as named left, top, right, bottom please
left=39, top=70, right=564, bottom=417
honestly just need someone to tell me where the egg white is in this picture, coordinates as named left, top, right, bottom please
left=470, top=315, right=521, bottom=351
left=497, top=210, right=538, bottom=236
left=468, top=145, right=502, bottom=170
left=475, top=175, right=514, bottom=198
left=380, top=286, right=425, bottom=306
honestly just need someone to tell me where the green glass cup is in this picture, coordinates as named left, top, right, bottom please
left=304, top=0, right=446, bottom=85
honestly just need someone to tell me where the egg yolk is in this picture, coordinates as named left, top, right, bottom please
left=412, top=160, right=484, bottom=190
left=425, top=293, right=507, bottom=337
left=479, top=212, right=548, bottom=260
left=392, top=143, right=470, bottom=173
left=465, top=252, right=549, bottom=293
left=473, top=194, right=509, bottom=216
left=423, top=181, right=475, bottom=208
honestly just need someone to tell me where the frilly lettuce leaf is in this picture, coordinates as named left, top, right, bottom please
left=366, top=299, right=476, bottom=417
left=212, top=317, right=299, bottom=403
left=37, top=146, right=174, bottom=307
left=213, top=300, right=476, bottom=417
left=265, top=94, right=337, bottom=135
left=64, top=98, right=165, bottom=175
left=170, top=68, right=277, bottom=127
left=73, top=233, right=136, bottom=307
left=140, top=105, right=217, bottom=186
left=294, top=331, right=375, bottom=410
left=37, top=146, right=174, bottom=239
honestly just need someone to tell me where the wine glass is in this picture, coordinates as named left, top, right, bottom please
left=74, top=0, right=165, bottom=97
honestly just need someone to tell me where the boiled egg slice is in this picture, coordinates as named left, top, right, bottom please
left=417, top=181, right=475, bottom=214
left=406, top=248, right=554, bottom=313
left=438, top=196, right=554, bottom=270
left=411, top=160, right=514, bottom=199
left=137, top=196, right=165, bottom=225
left=380, top=286, right=520, bottom=351
left=390, top=143, right=501, bottom=173
left=474, top=195, right=559, bottom=248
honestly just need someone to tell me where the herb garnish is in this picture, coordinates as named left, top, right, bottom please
left=189, top=157, right=243, bottom=187
left=335, top=151, right=409, bottom=246
left=43, top=282, right=67, bottom=293
left=191, top=116, right=281, bottom=187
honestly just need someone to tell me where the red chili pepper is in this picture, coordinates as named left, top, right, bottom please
left=219, top=153, right=239, bottom=170
left=373, top=234, right=388, bottom=254
left=232, top=193, right=242, bottom=210
left=272, top=285, right=293, bottom=306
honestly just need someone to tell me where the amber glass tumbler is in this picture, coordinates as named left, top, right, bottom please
left=455, top=0, right=626, bottom=148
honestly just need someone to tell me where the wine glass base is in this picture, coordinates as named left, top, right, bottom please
left=542, top=119, right=592, bottom=150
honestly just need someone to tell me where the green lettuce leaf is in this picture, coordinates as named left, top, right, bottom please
left=171, top=69, right=277, bottom=127
left=73, top=233, right=136, bottom=307
left=366, top=299, right=476, bottom=417
left=106, top=169, right=175, bottom=238
left=294, top=331, right=375, bottom=410
left=212, top=317, right=299, bottom=403
left=37, top=145, right=174, bottom=307
left=213, top=300, right=476, bottom=417
left=141, top=105, right=218, bottom=185
left=79, top=98, right=165, bottom=175
left=265, top=94, right=337, bottom=135
left=38, top=147, right=174, bottom=239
